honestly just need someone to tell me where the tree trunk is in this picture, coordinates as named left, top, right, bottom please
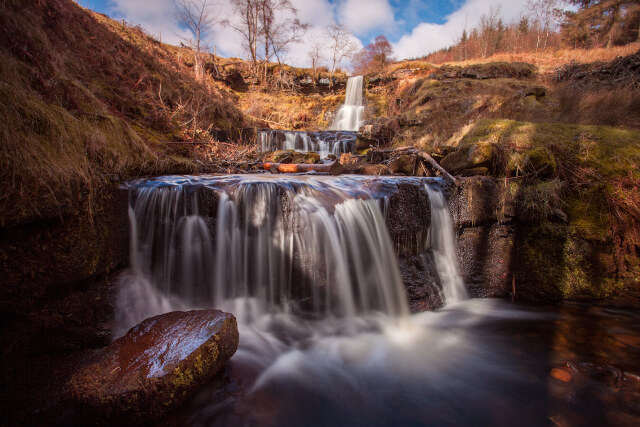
left=261, top=162, right=345, bottom=175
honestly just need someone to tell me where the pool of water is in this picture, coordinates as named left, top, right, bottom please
left=171, top=299, right=640, bottom=426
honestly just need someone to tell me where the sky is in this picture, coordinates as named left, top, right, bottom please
left=80, top=0, right=531, bottom=67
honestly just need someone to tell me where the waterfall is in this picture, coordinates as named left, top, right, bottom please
left=257, top=130, right=356, bottom=159
left=331, top=76, right=364, bottom=131
left=117, top=175, right=410, bottom=333
left=424, top=184, right=468, bottom=304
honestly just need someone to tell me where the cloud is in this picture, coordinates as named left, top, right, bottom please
left=108, top=0, right=188, bottom=44
left=339, top=0, right=396, bottom=36
left=392, top=0, right=529, bottom=60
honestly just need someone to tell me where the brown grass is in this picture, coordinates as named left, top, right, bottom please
left=0, top=0, right=247, bottom=225
left=558, top=88, right=640, bottom=128
left=404, top=43, right=640, bottom=75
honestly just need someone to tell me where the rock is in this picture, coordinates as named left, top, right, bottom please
left=291, top=151, right=320, bottom=164
left=448, top=176, right=516, bottom=227
left=360, top=164, right=391, bottom=176
left=457, top=167, right=489, bottom=176
left=68, top=310, right=239, bottom=424
left=461, top=66, right=490, bottom=79
left=388, top=154, right=417, bottom=175
left=340, top=153, right=360, bottom=165
left=440, top=142, right=494, bottom=173
left=524, top=86, right=546, bottom=99
left=456, top=224, right=515, bottom=298
left=398, top=253, right=444, bottom=312
left=270, top=150, right=294, bottom=163
left=356, top=118, right=399, bottom=148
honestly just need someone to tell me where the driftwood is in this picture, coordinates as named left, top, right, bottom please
left=416, top=151, right=458, bottom=184
left=261, top=162, right=345, bottom=175
left=367, top=146, right=458, bottom=184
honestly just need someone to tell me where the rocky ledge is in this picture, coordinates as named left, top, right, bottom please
left=68, top=309, right=238, bottom=424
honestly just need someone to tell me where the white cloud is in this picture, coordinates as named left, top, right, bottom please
left=104, top=0, right=532, bottom=68
left=393, top=0, right=529, bottom=60
left=291, top=0, right=335, bottom=27
left=108, top=0, right=189, bottom=44
left=339, top=0, right=396, bottom=36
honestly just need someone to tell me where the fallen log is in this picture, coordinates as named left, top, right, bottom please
left=416, top=151, right=458, bottom=184
left=261, top=161, right=345, bottom=175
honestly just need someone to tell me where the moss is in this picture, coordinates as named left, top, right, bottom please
left=515, top=222, right=624, bottom=301
left=519, top=179, right=564, bottom=221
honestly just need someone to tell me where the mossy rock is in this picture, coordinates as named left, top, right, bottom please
left=291, top=151, right=320, bottom=164
left=270, top=150, right=295, bottom=163
left=440, top=142, right=494, bottom=173
left=515, top=223, right=628, bottom=302
left=507, top=146, right=556, bottom=178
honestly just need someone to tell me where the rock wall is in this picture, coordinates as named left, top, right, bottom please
left=0, top=184, right=129, bottom=356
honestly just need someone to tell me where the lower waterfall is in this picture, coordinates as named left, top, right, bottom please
left=115, top=174, right=509, bottom=426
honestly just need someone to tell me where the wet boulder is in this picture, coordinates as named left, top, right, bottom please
left=68, top=310, right=239, bottom=424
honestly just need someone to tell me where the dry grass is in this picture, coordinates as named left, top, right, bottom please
left=558, top=88, right=640, bottom=128
left=0, top=0, right=246, bottom=225
left=401, top=43, right=640, bottom=75
left=238, top=90, right=343, bottom=130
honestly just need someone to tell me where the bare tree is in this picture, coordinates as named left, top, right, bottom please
left=258, top=0, right=307, bottom=84
left=326, top=23, right=358, bottom=89
left=307, top=40, right=325, bottom=83
left=226, top=0, right=260, bottom=76
left=527, top=0, right=560, bottom=51
left=227, top=0, right=306, bottom=86
left=175, top=0, right=218, bottom=80
left=478, top=6, right=504, bottom=58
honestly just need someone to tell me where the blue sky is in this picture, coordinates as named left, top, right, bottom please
left=78, top=0, right=530, bottom=64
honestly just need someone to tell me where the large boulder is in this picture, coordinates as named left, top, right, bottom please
left=68, top=310, right=239, bottom=424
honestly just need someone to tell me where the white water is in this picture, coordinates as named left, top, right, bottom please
left=425, top=184, right=468, bottom=304
left=115, top=175, right=476, bottom=424
left=331, top=76, right=365, bottom=131
left=258, top=130, right=355, bottom=159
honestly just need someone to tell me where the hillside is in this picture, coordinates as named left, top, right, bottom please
left=0, top=0, right=249, bottom=226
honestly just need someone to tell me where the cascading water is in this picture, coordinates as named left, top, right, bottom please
left=115, top=175, right=640, bottom=425
left=117, top=175, right=411, bottom=335
left=257, top=130, right=356, bottom=159
left=331, top=76, right=365, bottom=131
left=425, top=184, right=468, bottom=304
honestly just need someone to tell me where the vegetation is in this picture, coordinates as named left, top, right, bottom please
left=0, top=0, right=248, bottom=225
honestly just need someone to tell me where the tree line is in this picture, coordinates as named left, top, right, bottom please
left=174, top=0, right=639, bottom=83
left=421, top=0, right=639, bottom=64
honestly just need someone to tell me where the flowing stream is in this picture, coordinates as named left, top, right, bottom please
left=116, top=174, right=640, bottom=426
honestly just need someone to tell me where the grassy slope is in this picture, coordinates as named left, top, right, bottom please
left=0, top=0, right=247, bottom=225
left=361, top=52, right=640, bottom=303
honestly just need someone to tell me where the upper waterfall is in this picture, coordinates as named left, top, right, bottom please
left=331, top=76, right=365, bottom=131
